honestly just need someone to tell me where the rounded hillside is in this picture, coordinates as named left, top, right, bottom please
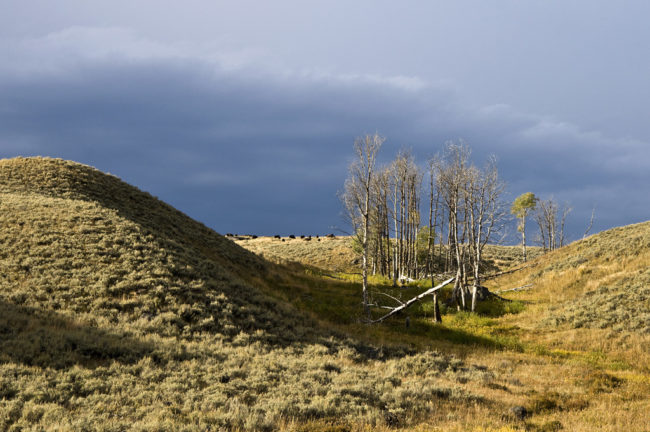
left=0, top=156, right=262, bottom=274
left=0, top=156, right=303, bottom=345
left=0, top=157, right=485, bottom=430
left=492, top=220, right=650, bottom=333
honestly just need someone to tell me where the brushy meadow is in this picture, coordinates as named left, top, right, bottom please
left=0, top=157, right=648, bottom=431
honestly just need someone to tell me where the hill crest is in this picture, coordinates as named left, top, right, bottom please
left=0, top=156, right=266, bottom=278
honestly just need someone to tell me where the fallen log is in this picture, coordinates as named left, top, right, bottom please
left=482, top=265, right=529, bottom=281
left=495, top=283, right=534, bottom=294
left=367, top=304, right=395, bottom=310
left=371, top=277, right=455, bottom=323
left=376, top=292, right=405, bottom=306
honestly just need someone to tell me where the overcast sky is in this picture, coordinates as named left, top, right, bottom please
left=1, top=1, right=648, bottom=240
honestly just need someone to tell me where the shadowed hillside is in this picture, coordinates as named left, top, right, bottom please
left=0, top=157, right=307, bottom=344
left=0, top=157, right=492, bottom=431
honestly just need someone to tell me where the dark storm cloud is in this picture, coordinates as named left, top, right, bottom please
left=0, top=28, right=647, bottom=238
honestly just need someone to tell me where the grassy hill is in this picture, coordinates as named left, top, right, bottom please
left=494, top=222, right=650, bottom=332
left=236, top=235, right=359, bottom=273
left=1, top=157, right=647, bottom=431
left=488, top=221, right=650, bottom=368
left=0, top=157, right=496, bottom=431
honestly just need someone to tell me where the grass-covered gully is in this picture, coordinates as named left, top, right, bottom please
left=0, top=157, right=648, bottom=431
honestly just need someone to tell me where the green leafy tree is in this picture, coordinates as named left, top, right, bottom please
left=511, top=192, right=538, bottom=262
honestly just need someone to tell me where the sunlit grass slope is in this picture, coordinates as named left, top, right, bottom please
left=491, top=221, right=650, bottom=334
left=236, top=217, right=650, bottom=431
left=476, top=222, right=650, bottom=432
left=237, top=236, right=544, bottom=276
left=237, top=236, right=359, bottom=273
left=0, top=157, right=493, bottom=431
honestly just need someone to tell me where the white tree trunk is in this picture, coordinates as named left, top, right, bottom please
left=372, top=278, right=454, bottom=323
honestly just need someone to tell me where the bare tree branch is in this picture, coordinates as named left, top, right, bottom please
left=375, top=291, right=406, bottom=307
left=371, top=277, right=454, bottom=323
left=481, top=264, right=530, bottom=281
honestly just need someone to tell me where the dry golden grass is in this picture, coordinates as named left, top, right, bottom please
left=237, top=209, right=650, bottom=430
left=470, top=221, right=650, bottom=432
left=1, top=157, right=648, bottom=431
left=488, top=221, right=650, bottom=363
left=0, top=157, right=498, bottom=431
left=235, top=236, right=543, bottom=275
left=236, top=236, right=359, bottom=273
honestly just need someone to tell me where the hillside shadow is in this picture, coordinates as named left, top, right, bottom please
left=428, top=324, right=519, bottom=351
left=267, top=271, right=523, bottom=358
left=347, top=324, right=514, bottom=361
left=385, top=318, right=519, bottom=351
left=0, top=300, right=155, bottom=369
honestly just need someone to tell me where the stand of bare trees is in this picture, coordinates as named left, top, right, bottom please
left=435, top=143, right=506, bottom=311
left=361, top=152, right=423, bottom=284
left=369, top=169, right=391, bottom=277
left=390, top=152, right=422, bottom=282
left=465, top=156, right=505, bottom=311
left=343, top=137, right=507, bottom=318
left=534, top=198, right=572, bottom=251
left=427, top=156, right=443, bottom=321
